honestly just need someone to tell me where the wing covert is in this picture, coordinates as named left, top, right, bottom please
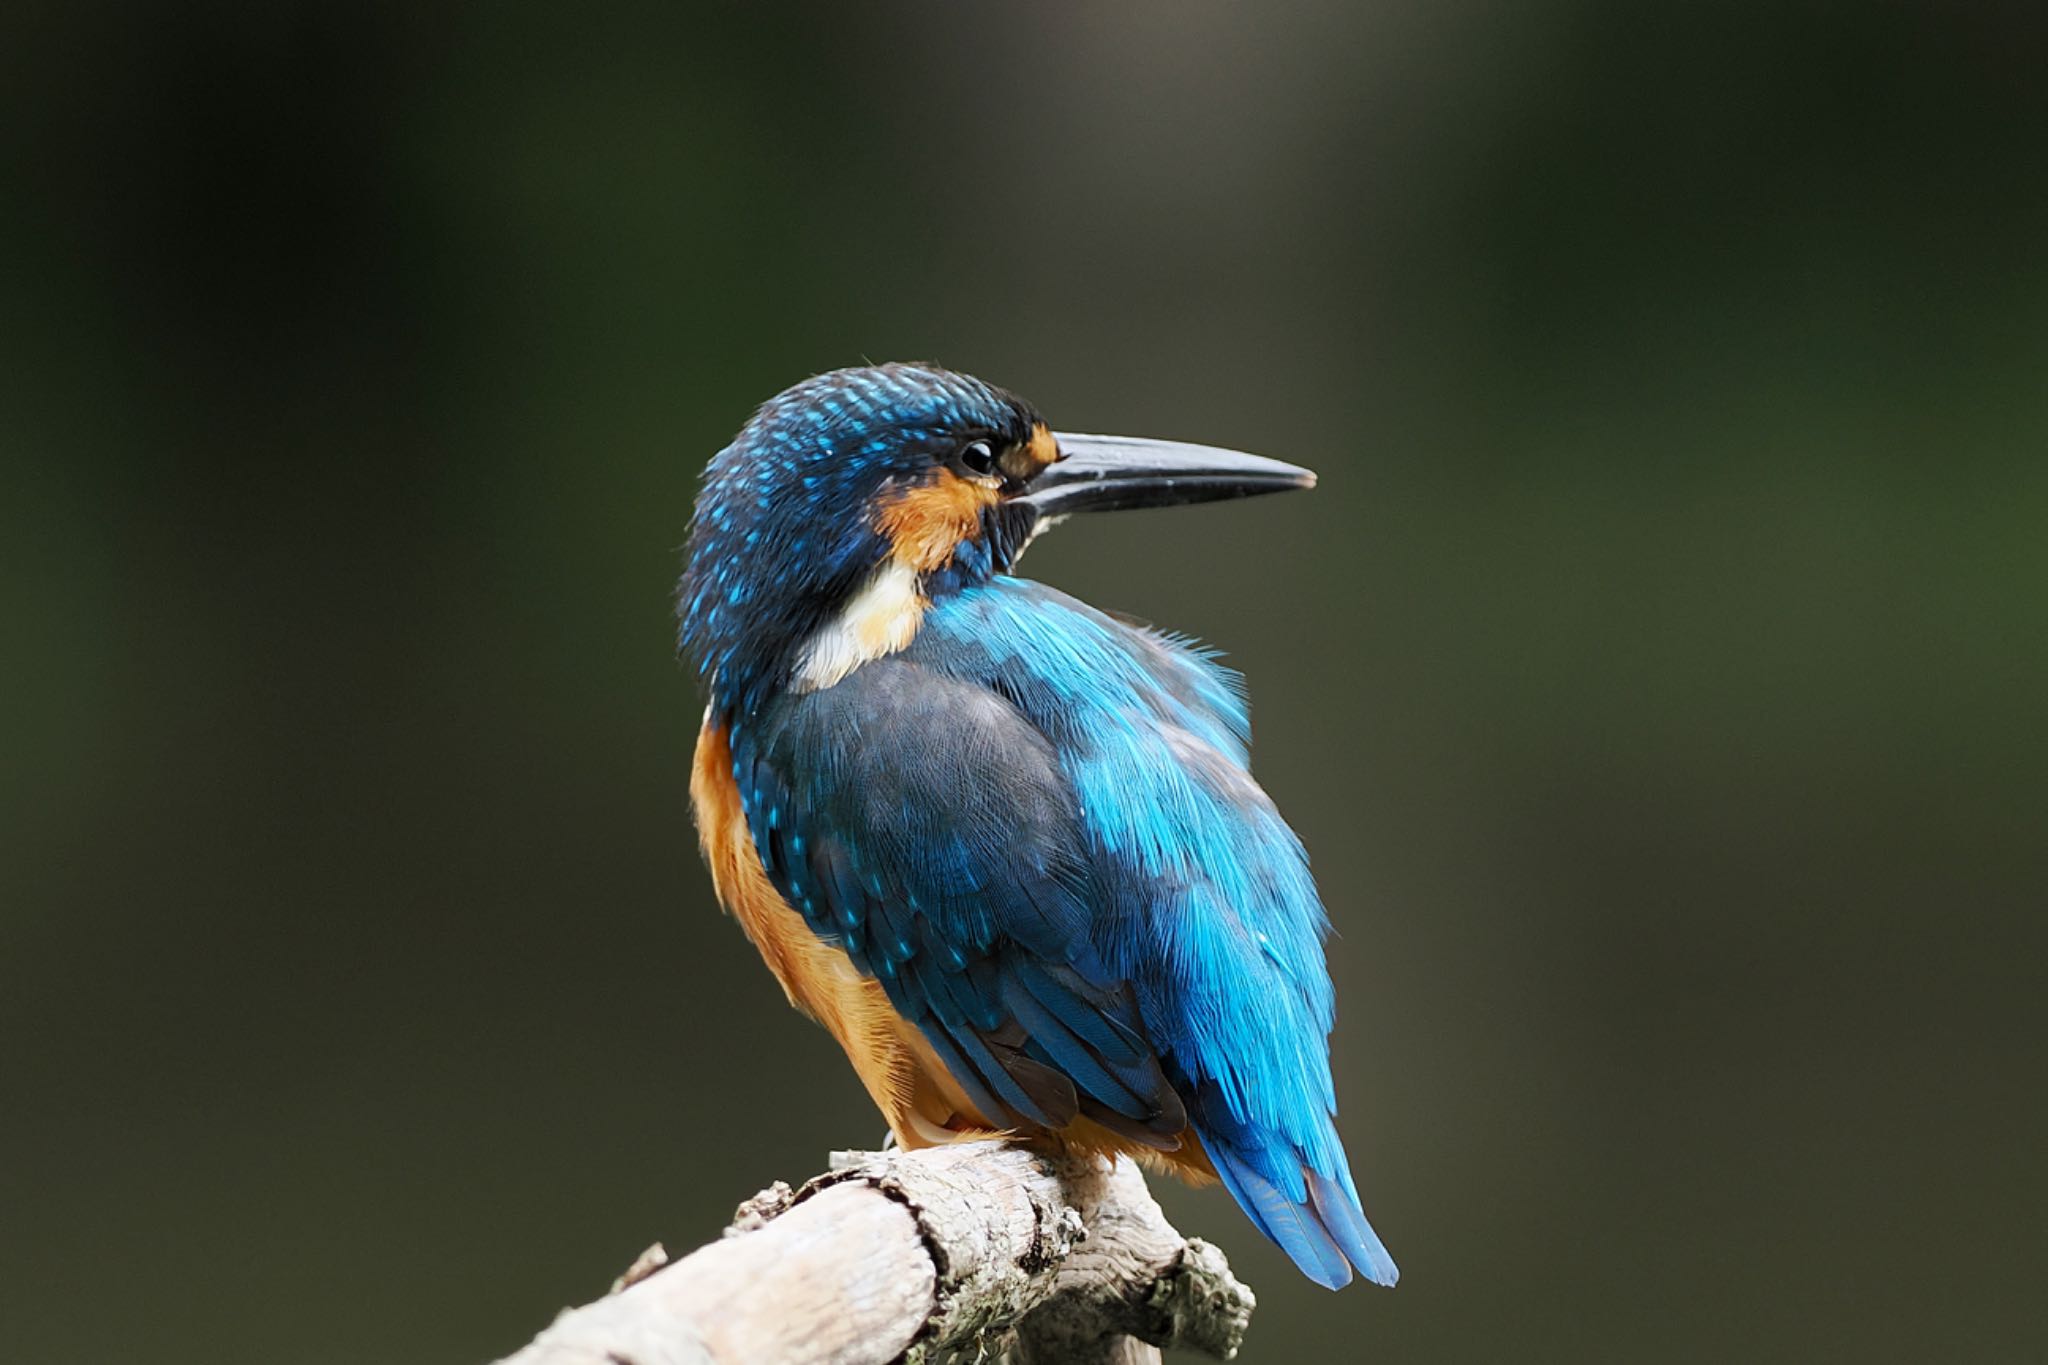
left=727, top=657, right=1187, bottom=1146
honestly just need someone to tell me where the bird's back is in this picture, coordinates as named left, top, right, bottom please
left=725, top=576, right=1396, bottom=1287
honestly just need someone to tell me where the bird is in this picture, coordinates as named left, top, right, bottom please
left=678, top=363, right=1397, bottom=1290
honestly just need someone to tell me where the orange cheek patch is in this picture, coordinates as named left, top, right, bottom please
left=1025, top=422, right=1060, bottom=472
left=875, top=468, right=1001, bottom=572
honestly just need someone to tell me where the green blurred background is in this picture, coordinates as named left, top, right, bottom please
left=3, top=3, right=2043, bottom=1361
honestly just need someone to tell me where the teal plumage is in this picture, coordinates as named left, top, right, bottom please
left=683, top=365, right=1398, bottom=1289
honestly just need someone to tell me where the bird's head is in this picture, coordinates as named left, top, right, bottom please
left=680, top=363, right=1313, bottom=713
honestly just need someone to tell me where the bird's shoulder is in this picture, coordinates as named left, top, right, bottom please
left=738, top=656, right=1086, bottom=963
left=907, top=577, right=1251, bottom=759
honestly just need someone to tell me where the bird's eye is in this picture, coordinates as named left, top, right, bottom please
left=958, top=440, right=997, bottom=477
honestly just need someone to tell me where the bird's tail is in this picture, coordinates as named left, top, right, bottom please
left=1202, top=1125, right=1399, bottom=1291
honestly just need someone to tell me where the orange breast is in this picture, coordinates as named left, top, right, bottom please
left=691, top=718, right=989, bottom=1146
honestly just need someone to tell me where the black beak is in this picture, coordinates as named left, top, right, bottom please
left=1017, top=433, right=1317, bottom=520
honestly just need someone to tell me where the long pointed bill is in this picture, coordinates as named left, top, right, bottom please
left=1018, top=433, right=1317, bottom=519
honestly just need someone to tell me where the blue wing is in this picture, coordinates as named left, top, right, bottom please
left=731, top=578, right=1396, bottom=1288
left=733, top=656, right=1188, bottom=1148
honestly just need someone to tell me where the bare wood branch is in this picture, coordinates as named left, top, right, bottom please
left=493, top=1138, right=1255, bottom=1365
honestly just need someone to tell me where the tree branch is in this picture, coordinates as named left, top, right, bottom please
left=493, top=1139, right=1255, bottom=1365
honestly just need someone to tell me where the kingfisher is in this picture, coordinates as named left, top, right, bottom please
left=678, top=363, right=1397, bottom=1290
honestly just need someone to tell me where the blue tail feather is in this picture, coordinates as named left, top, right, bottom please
left=1207, top=1136, right=1399, bottom=1290
left=1209, top=1141, right=1354, bottom=1290
left=1307, top=1167, right=1400, bottom=1287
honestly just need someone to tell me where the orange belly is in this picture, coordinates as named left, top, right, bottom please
left=690, top=717, right=1215, bottom=1181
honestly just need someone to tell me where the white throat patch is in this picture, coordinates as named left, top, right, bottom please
left=792, top=558, right=926, bottom=691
